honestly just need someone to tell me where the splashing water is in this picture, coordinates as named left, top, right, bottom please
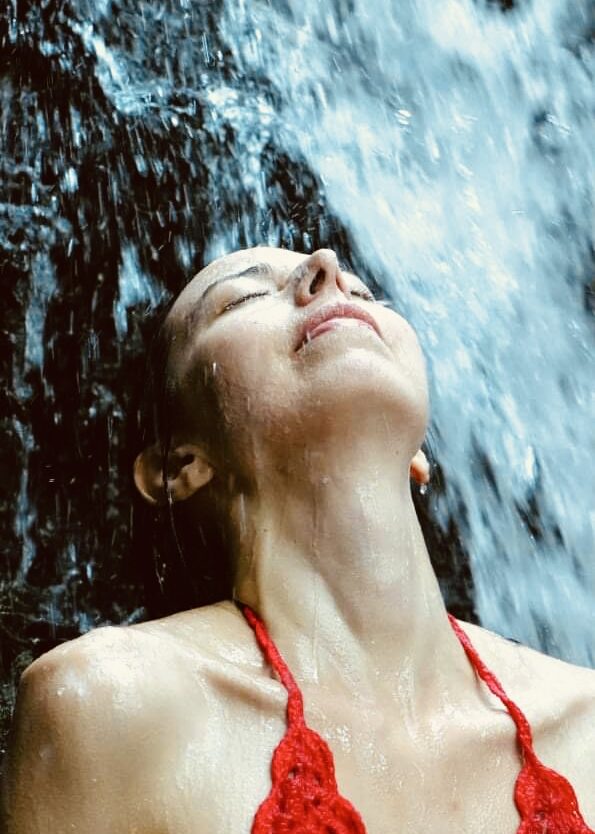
left=213, top=0, right=594, bottom=662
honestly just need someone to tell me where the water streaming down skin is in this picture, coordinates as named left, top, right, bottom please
left=214, top=0, right=594, bottom=664
left=1, top=0, right=593, bottom=758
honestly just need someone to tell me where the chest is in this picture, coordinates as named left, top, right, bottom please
left=150, top=690, right=523, bottom=834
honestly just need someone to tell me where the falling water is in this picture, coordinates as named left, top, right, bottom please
left=1, top=0, right=593, bottom=753
left=214, top=0, right=595, bottom=663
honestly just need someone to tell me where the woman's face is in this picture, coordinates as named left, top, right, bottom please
left=165, top=247, right=428, bottom=480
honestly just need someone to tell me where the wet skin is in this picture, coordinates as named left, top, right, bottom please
left=2, top=248, right=594, bottom=834
left=161, top=246, right=429, bottom=488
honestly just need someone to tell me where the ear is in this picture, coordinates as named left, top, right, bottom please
left=409, top=449, right=430, bottom=486
left=133, top=443, right=214, bottom=506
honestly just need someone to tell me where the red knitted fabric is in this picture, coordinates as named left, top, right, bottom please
left=241, top=603, right=593, bottom=834
left=448, top=614, right=593, bottom=834
left=242, top=604, right=367, bottom=833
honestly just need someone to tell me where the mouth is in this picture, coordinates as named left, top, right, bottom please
left=295, top=302, right=382, bottom=352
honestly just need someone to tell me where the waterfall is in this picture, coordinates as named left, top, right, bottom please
left=213, top=0, right=594, bottom=662
left=1, top=0, right=593, bottom=757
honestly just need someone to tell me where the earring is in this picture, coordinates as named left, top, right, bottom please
left=410, top=450, right=430, bottom=488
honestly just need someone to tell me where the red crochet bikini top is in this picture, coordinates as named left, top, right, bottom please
left=241, top=604, right=593, bottom=834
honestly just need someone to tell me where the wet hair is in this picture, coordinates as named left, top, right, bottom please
left=130, top=306, right=233, bottom=619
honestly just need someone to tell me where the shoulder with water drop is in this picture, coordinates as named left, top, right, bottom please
left=455, top=619, right=595, bottom=821
left=457, top=620, right=595, bottom=712
left=128, top=599, right=291, bottom=711
left=15, top=621, right=193, bottom=738
left=3, top=625, right=187, bottom=833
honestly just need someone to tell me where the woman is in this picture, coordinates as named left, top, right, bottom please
left=2, top=247, right=594, bottom=833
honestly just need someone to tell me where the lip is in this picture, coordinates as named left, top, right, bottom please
left=295, top=302, right=382, bottom=351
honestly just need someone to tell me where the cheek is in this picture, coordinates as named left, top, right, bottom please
left=398, top=325, right=428, bottom=390
left=382, top=312, right=425, bottom=368
left=385, top=316, right=430, bottom=416
left=197, top=321, right=294, bottom=428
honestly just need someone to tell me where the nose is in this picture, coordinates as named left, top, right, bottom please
left=291, top=249, right=350, bottom=306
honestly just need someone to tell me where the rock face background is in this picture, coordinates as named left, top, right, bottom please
left=0, top=0, right=593, bottom=764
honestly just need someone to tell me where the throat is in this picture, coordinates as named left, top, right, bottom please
left=228, top=468, right=466, bottom=708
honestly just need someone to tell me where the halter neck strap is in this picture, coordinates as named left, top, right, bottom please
left=240, top=603, right=305, bottom=727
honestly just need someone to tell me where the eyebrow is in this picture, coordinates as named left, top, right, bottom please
left=199, top=262, right=274, bottom=302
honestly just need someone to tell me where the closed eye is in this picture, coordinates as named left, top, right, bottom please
left=350, top=288, right=376, bottom=302
left=222, top=291, right=270, bottom=312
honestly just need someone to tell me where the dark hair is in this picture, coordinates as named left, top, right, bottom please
left=130, top=307, right=233, bottom=619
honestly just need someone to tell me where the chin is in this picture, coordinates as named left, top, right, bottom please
left=294, top=347, right=429, bottom=445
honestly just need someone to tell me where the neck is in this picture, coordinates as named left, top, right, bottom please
left=225, top=433, right=472, bottom=713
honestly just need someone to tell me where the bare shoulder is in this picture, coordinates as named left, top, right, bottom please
left=1, top=601, right=268, bottom=834
left=7, top=599, right=276, bottom=779
left=17, top=599, right=260, bottom=728
left=456, top=619, right=595, bottom=822
left=2, top=622, right=168, bottom=833
left=18, top=616, right=186, bottom=725
left=457, top=619, right=595, bottom=715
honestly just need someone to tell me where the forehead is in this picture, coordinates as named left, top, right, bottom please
left=171, top=246, right=307, bottom=314
left=199, top=246, right=306, bottom=281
